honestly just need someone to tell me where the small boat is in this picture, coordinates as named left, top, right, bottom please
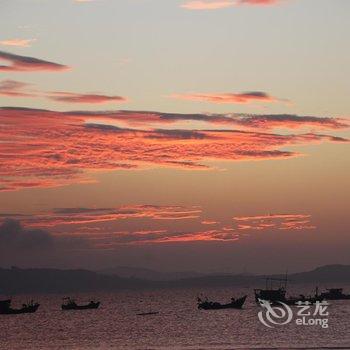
left=255, top=278, right=323, bottom=306
left=61, top=297, right=100, bottom=311
left=254, top=277, right=287, bottom=303
left=137, top=311, right=159, bottom=316
left=320, top=288, right=350, bottom=300
left=197, top=295, right=247, bottom=310
left=0, top=300, right=40, bottom=315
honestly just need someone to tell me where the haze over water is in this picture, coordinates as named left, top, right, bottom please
left=1, top=286, right=350, bottom=350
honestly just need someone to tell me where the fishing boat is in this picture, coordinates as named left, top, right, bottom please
left=255, top=277, right=323, bottom=305
left=0, top=300, right=40, bottom=315
left=61, top=297, right=100, bottom=311
left=197, top=295, right=247, bottom=310
left=283, top=293, right=324, bottom=305
left=320, top=288, right=350, bottom=300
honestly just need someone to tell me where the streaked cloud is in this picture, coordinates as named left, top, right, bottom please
left=47, top=92, right=127, bottom=104
left=0, top=80, right=127, bottom=105
left=120, top=228, right=239, bottom=244
left=0, top=209, right=312, bottom=247
left=238, top=0, right=280, bottom=5
left=170, top=91, right=286, bottom=104
left=0, top=107, right=347, bottom=191
left=181, top=0, right=281, bottom=10
left=67, top=110, right=349, bottom=130
left=0, top=80, right=35, bottom=97
left=181, top=1, right=236, bottom=10
left=0, top=203, right=319, bottom=249
left=0, top=39, right=36, bottom=48
left=0, top=51, right=68, bottom=72
left=233, top=213, right=316, bottom=231
left=201, top=220, right=219, bottom=225
left=1, top=205, right=201, bottom=228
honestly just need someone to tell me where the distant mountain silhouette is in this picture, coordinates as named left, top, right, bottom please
left=0, top=264, right=349, bottom=294
left=99, top=266, right=206, bottom=281
left=284, top=264, right=350, bottom=283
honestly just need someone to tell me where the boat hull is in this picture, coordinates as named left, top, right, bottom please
left=198, top=295, right=247, bottom=310
left=62, top=302, right=100, bottom=310
left=0, top=304, right=40, bottom=315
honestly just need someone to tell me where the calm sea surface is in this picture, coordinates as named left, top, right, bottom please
left=1, top=285, right=350, bottom=350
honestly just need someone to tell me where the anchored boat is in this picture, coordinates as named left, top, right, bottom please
left=320, top=288, right=350, bottom=300
left=255, top=277, right=323, bottom=305
left=61, top=297, right=100, bottom=311
left=0, top=300, right=40, bottom=315
left=197, top=295, right=247, bottom=310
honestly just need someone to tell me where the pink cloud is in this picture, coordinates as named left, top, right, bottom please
left=181, top=0, right=281, bottom=10
left=0, top=107, right=347, bottom=191
left=68, top=110, right=350, bottom=130
left=0, top=80, right=35, bottom=97
left=238, top=0, right=280, bottom=5
left=47, top=92, right=127, bottom=104
left=0, top=51, right=68, bottom=72
left=170, top=91, right=285, bottom=104
left=2, top=205, right=201, bottom=228
left=0, top=80, right=127, bottom=105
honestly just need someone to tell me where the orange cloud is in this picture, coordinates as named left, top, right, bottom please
left=2, top=205, right=201, bottom=228
left=61, top=228, right=239, bottom=246
left=1, top=209, right=316, bottom=247
left=170, top=91, right=285, bottom=104
left=66, top=110, right=349, bottom=130
left=181, top=1, right=235, bottom=10
left=233, top=214, right=316, bottom=231
left=0, top=205, right=238, bottom=245
left=0, top=107, right=347, bottom=191
left=0, top=39, right=36, bottom=48
left=201, top=220, right=219, bottom=225
left=0, top=51, right=68, bottom=72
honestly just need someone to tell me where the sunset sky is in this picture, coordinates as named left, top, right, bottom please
left=0, top=0, right=349, bottom=273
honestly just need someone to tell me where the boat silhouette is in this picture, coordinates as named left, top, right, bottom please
left=197, top=295, right=247, bottom=310
left=0, top=299, right=40, bottom=315
left=320, top=288, right=350, bottom=300
left=254, top=277, right=323, bottom=305
left=61, top=297, right=100, bottom=311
